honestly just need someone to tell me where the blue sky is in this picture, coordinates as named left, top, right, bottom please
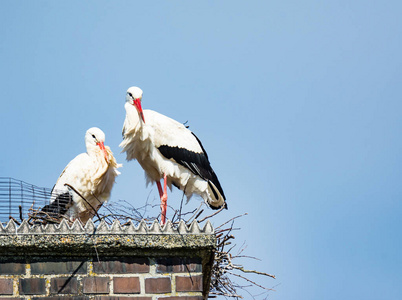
left=1, top=1, right=402, bottom=299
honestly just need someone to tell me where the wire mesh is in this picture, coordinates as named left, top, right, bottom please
left=0, top=177, right=159, bottom=225
left=0, top=177, right=52, bottom=223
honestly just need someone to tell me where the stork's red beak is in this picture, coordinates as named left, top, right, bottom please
left=133, top=98, right=145, bottom=123
left=97, top=141, right=109, bottom=163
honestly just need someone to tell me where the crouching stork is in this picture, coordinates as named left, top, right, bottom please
left=41, top=127, right=121, bottom=223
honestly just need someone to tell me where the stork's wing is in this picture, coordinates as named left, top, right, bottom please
left=148, top=110, right=225, bottom=200
left=52, top=153, right=89, bottom=195
left=158, top=137, right=225, bottom=200
left=41, top=192, right=73, bottom=218
left=147, top=110, right=203, bottom=152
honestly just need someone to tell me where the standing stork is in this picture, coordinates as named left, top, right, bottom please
left=41, top=127, right=121, bottom=223
left=120, top=86, right=226, bottom=225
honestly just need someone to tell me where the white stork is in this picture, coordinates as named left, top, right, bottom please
left=42, top=127, right=121, bottom=223
left=120, top=86, right=226, bottom=225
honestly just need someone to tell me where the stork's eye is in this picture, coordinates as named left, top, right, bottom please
left=92, top=134, right=96, bottom=139
left=128, top=92, right=133, bottom=97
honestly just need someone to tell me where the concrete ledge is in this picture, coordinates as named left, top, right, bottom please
left=0, top=219, right=216, bottom=257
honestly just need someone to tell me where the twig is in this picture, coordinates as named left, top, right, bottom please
left=225, top=253, right=275, bottom=279
left=209, top=291, right=243, bottom=298
left=185, top=203, right=203, bottom=225
left=9, top=216, right=21, bottom=226
left=64, top=183, right=101, bottom=220
left=193, top=209, right=204, bottom=221
left=179, top=186, right=186, bottom=221
left=215, top=213, right=248, bottom=230
left=197, top=205, right=225, bottom=223
left=227, top=271, right=276, bottom=291
left=19, top=205, right=23, bottom=222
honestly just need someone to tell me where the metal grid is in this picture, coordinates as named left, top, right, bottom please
left=0, top=177, right=51, bottom=223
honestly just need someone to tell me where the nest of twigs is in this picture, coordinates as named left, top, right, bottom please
left=210, top=214, right=276, bottom=298
left=17, top=189, right=276, bottom=299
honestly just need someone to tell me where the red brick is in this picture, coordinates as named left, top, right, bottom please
left=175, top=275, right=203, bottom=292
left=94, top=297, right=151, bottom=300
left=0, top=278, right=13, bottom=295
left=82, top=277, right=110, bottom=294
left=31, top=260, right=87, bottom=275
left=32, top=297, right=88, bottom=300
left=145, top=277, right=171, bottom=294
left=19, top=278, right=46, bottom=295
left=93, top=257, right=149, bottom=274
left=156, top=257, right=202, bottom=273
left=50, top=277, right=78, bottom=294
left=0, top=260, right=25, bottom=275
left=113, top=277, right=140, bottom=294
left=158, top=297, right=203, bottom=300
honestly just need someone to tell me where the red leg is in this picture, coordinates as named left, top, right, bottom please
left=156, top=181, right=163, bottom=198
left=157, top=174, right=168, bottom=226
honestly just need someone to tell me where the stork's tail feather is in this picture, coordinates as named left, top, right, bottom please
left=206, top=181, right=227, bottom=210
left=39, top=192, right=73, bottom=220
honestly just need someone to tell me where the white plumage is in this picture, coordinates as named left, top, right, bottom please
left=120, top=86, right=226, bottom=224
left=44, top=127, right=121, bottom=223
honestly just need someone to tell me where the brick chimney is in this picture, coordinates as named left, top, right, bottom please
left=0, top=219, right=216, bottom=299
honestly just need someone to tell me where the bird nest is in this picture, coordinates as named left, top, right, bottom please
left=1, top=178, right=275, bottom=299
left=209, top=214, right=276, bottom=299
left=31, top=203, right=276, bottom=299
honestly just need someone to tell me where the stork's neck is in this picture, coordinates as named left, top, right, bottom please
left=125, top=102, right=144, bottom=128
left=87, top=145, right=112, bottom=187
left=85, top=143, right=104, bottom=161
left=86, top=145, right=100, bottom=158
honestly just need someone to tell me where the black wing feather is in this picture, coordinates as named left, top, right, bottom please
left=40, top=192, right=73, bottom=219
left=157, top=132, right=226, bottom=200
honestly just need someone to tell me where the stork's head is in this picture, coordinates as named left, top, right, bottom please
left=126, top=86, right=145, bottom=123
left=85, top=127, right=109, bottom=163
